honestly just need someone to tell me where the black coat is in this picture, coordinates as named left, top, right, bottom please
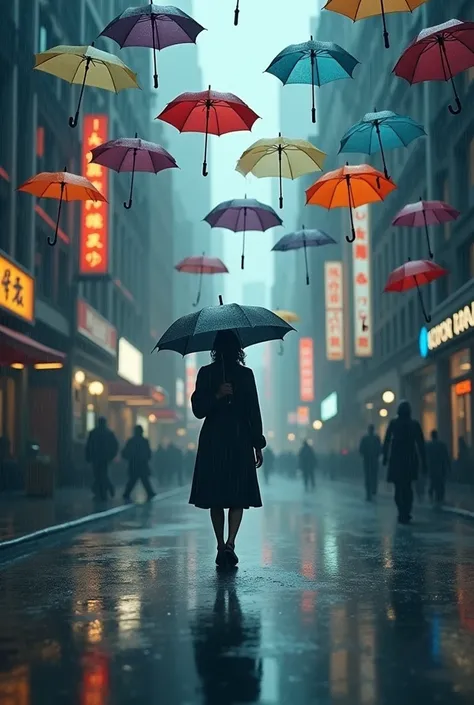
left=382, top=417, right=426, bottom=483
left=85, top=427, right=118, bottom=466
left=426, top=439, right=450, bottom=478
left=359, top=433, right=382, bottom=470
left=122, top=436, right=152, bottom=475
left=189, top=362, right=265, bottom=509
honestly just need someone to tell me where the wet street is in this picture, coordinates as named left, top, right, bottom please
left=1, top=478, right=474, bottom=705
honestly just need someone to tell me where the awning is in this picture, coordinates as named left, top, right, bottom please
left=148, top=409, right=181, bottom=423
left=108, top=381, right=168, bottom=406
left=0, top=324, right=66, bottom=366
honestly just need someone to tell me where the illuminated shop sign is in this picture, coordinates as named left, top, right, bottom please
left=419, top=301, right=474, bottom=356
left=324, top=261, right=344, bottom=361
left=0, top=253, right=35, bottom=323
left=321, top=392, right=338, bottom=421
left=352, top=205, right=373, bottom=357
left=299, top=337, right=314, bottom=402
left=118, top=338, right=143, bottom=385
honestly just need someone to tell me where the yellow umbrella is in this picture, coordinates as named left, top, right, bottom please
left=236, top=133, right=326, bottom=208
left=272, top=310, right=300, bottom=324
left=34, top=44, right=139, bottom=128
left=323, top=0, right=428, bottom=49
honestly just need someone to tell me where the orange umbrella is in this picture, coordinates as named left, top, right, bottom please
left=17, top=169, right=106, bottom=246
left=305, top=163, right=396, bottom=243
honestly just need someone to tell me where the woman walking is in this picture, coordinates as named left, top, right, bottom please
left=190, top=330, right=265, bottom=567
left=382, top=400, right=427, bottom=524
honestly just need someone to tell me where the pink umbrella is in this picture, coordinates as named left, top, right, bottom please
left=393, top=19, right=474, bottom=115
left=392, top=198, right=460, bottom=260
left=90, top=133, right=178, bottom=209
left=175, top=254, right=228, bottom=307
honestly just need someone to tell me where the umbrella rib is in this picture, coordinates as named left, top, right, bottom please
left=70, top=56, right=86, bottom=85
left=283, top=148, right=295, bottom=180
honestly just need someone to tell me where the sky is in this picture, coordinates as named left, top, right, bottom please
left=194, top=0, right=320, bottom=304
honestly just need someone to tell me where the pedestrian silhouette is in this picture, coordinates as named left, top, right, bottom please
left=122, top=425, right=156, bottom=502
left=298, top=439, right=317, bottom=491
left=382, top=401, right=427, bottom=524
left=85, top=416, right=118, bottom=501
left=263, top=446, right=275, bottom=484
left=189, top=330, right=265, bottom=568
left=359, top=424, right=382, bottom=501
left=426, top=429, right=450, bottom=508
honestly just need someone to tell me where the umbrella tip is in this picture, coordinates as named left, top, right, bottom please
left=310, top=35, right=313, bottom=41
left=63, top=165, right=67, bottom=172
left=135, top=131, right=138, bottom=138
left=218, top=295, right=223, bottom=305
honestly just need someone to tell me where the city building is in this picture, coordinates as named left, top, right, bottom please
left=0, top=0, right=179, bottom=486
left=310, top=0, right=474, bottom=470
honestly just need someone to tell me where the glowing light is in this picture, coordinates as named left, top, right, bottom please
left=10, top=363, right=24, bottom=369
left=148, top=413, right=157, bottom=423
left=365, top=402, right=374, bottom=410
left=176, top=427, right=186, bottom=437
left=313, top=419, right=323, bottom=430
left=75, top=370, right=86, bottom=384
left=89, top=381, right=104, bottom=396
left=379, top=408, right=388, bottom=417
left=382, top=390, right=395, bottom=404
left=34, top=362, right=63, bottom=370
left=288, top=433, right=296, bottom=442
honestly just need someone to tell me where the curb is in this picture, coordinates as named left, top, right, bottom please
left=0, top=487, right=186, bottom=551
left=442, top=505, right=474, bottom=519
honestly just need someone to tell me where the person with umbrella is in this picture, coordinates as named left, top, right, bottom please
left=189, top=330, right=265, bottom=568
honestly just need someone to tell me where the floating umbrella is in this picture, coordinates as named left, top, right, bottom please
left=99, top=3, right=205, bottom=89
left=392, top=199, right=460, bottom=260
left=204, top=197, right=282, bottom=270
left=175, top=255, right=228, bottom=307
left=33, top=44, right=139, bottom=128
left=236, top=134, right=326, bottom=209
left=323, top=0, right=429, bottom=49
left=393, top=19, right=474, bottom=115
left=156, top=86, right=259, bottom=176
left=265, top=37, right=359, bottom=123
left=153, top=301, right=294, bottom=355
left=384, top=259, right=448, bottom=323
left=305, top=164, right=396, bottom=243
left=339, top=110, right=425, bottom=179
left=17, top=169, right=106, bottom=246
left=90, top=133, right=178, bottom=209
left=272, top=309, right=300, bottom=355
left=272, top=227, right=336, bottom=285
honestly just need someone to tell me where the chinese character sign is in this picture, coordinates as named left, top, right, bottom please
left=299, top=337, right=314, bottom=402
left=79, top=115, right=109, bottom=276
left=352, top=205, right=373, bottom=357
left=0, top=254, right=35, bottom=323
left=324, top=261, right=344, bottom=361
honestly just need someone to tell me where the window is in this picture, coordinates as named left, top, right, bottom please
left=39, top=26, right=47, bottom=52
left=457, top=242, right=474, bottom=285
left=443, top=180, right=451, bottom=240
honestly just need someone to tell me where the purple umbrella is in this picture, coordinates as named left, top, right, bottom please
left=99, top=3, right=206, bottom=88
left=272, top=226, right=336, bottom=285
left=392, top=198, right=460, bottom=260
left=90, top=133, right=178, bottom=209
left=204, top=197, right=282, bottom=270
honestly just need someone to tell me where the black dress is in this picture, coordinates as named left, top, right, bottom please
left=189, top=361, right=266, bottom=509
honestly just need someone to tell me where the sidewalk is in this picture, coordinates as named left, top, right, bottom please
left=0, top=485, right=185, bottom=548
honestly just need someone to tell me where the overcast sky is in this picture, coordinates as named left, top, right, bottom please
left=195, top=0, right=320, bottom=303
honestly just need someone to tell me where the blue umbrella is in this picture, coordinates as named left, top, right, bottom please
left=339, top=110, right=426, bottom=179
left=272, top=226, right=336, bottom=285
left=265, top=37, right=359, bottom=123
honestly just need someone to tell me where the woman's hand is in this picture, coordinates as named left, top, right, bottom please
left=216, top=382, right=233, bottom=400
left=255, top=448, right=263, bottom=468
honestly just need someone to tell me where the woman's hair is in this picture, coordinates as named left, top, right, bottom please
left=397, top=400, right=411, bottom=419
left=211, top=330, right=246, bottom=365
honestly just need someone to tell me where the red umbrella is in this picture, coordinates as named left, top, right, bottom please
left=175, top=254, right=228, bottom=306
left=384, top=258, right=448, bottom=322
left=156, top=86, right=259, bottom=176
left=393, top=19, right=474, bottom=115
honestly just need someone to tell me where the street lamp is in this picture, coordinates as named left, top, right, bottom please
left=74, top=369, right=85, bottom=385
left=365, top=402, right=374, bottom=410
left=288, top=432, right=296, bottom=442
left=379, top=408, right=388, bottom=418
left=88, top=380, right=104, bottom=420
left=382, top=390, right=395, bottom=404
left=312, top=419, right=323, bottom=430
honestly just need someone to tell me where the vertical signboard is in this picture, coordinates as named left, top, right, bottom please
left=324, top=261, right=344, bottom=361
left=299, top=337, right=314, bottom=402
left=352, top=205, right=373, bottom=357
left=79, top=116, right=109, bottom=276
left=186, top=353, right=197, bottom=409
left=297, top=406, right=310, bottom=426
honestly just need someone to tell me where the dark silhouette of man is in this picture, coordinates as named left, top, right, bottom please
left=298, top=440, right=317, bottom=491
left=122, top=425, right=156, bottom=501
left=85, top=417, right=119, bottom=501
left=426, top=429, right=450, bottom=507
left=359, top=424, right=382, bottom=501
left=263, top=447, right=275, bottom=484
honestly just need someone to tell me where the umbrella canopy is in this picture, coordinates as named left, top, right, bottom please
left=265, top=37, right=359, bottom=122
left=323, top=0, right=428, bottom=49
left=236, top=134, right=326, bottom=208
left=17, top=170, right=106, bottom=246
left=99, top=4, right=205, bottom=89
left=156, top=86, right=259, bottom=176
left=393, top=19, right=474, bottom=115
left=153, top=303, right=295, bottom=356
left=392, top=199, right=460, bottom=260
left=34, top=44, right=139, bottom=128
left=306, top=164, right=396, bottom=243
left=90, top=134, right=178, bottom=209
left=339, top=110, right=426, bottom=178
left=175, top=255, right=229, bottom=307
left=272, top=310, right=300, bottom=324
left=384, top=259, right=448, bottom=322
left=204, top=198, right=282, bottom=269
left=272, top=227, right=336, bottom=285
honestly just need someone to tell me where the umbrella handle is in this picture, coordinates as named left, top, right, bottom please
left=345, top=175, right=356, bottom=243
left=234, top=0, right=239, bottom=25
left=448, top=96, right=462, bottom=115
left=202, top=95, right=211, bottom=176
left=241, top=208, right=247, bottom=270
left=375, top=122, right=389, bottom=179
left=422, top=210, right=434, bottom=260
left=151, top=16, right=159, bottom=88
left=278, top=144, right=283, bottom=208
left=310, top=48, right=316, bottom=124
left=123, top=149, right=137, bottom=209
left=303, top=234, right=309, bottom=285
left=69, top=57, right=91, bottom=129
left=380, top=0, right=390, bottom=48
left=48, top=182, right=65, bottom=246
left=415, top=276, right=431, bottom=323
left=439, top=40, right=462, bottom=115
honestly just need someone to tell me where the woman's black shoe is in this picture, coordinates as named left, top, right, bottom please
left=225, top=542, right=239, bottom=566
left=216, top=548, right=227, bottom=567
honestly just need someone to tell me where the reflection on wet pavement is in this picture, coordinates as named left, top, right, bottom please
left=1, top=478, right=474, bottom=704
